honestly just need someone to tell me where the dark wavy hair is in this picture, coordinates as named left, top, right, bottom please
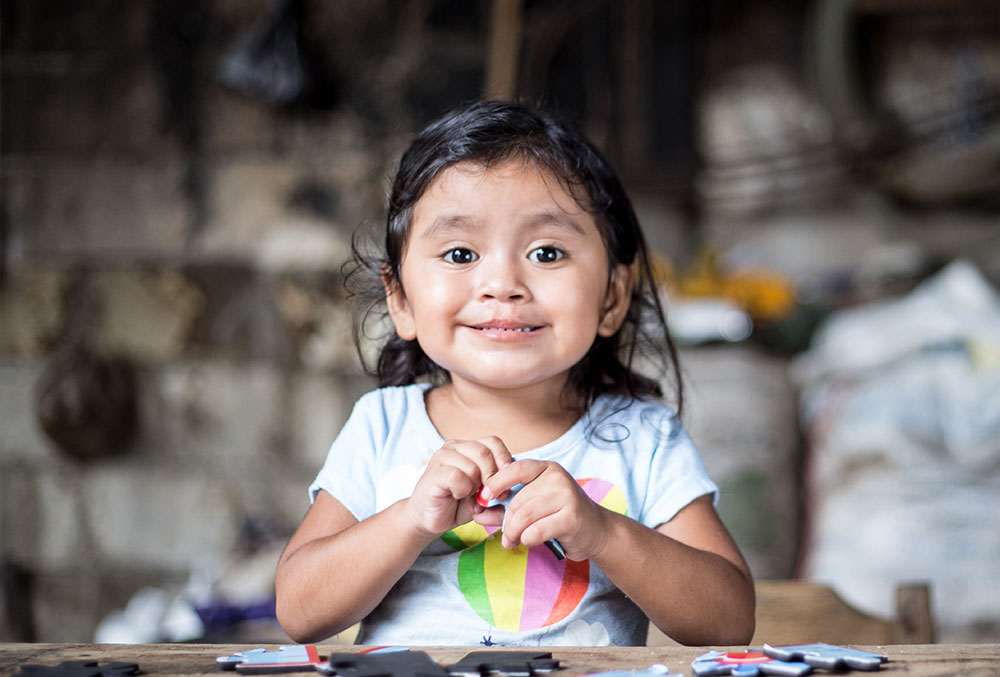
left=347, top=100, right=683, bottom=414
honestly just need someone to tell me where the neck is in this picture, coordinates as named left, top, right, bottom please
left=425, top=378, right=583, bottom=454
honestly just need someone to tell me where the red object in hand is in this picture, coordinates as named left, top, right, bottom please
left=475, top=486, right=491, bottom=508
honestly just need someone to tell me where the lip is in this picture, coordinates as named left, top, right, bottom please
left=465, top=319, right=543, bottom=338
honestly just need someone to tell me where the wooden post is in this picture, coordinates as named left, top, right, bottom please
left=893, top=583, right=936, bottom=644
left=483, top=0, right=524, bottom=100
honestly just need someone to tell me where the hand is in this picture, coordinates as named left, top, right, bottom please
left=404, top=436, right=513, bottom=538
left=478, top=460, right=611, bottom=560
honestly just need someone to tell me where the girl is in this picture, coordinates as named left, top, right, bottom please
left=275, top=100, right=754, bottom=647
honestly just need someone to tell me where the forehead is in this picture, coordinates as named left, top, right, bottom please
left=411, top=160, right=593, bottom=234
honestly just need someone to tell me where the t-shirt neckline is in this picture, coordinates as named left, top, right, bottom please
left=408, top=382, right=595, bottom=460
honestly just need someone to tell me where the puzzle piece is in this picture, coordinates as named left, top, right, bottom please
left=18, top=661, right=139, bottom=677
left=446, top=650, right=561, bottom=677
left=317, top=650, right=449, bottom=677
left=691, top=651, right=812, bottom=677
left=476, top=484, right=566, bottom=559
left=217, top=645, right=321, bottom=673
left=580, top=663, right=683, bottom=677
left=762, top=644, right=887, bottom=671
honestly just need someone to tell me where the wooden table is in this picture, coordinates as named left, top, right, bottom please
left=1, top=643, right=998, bottom=676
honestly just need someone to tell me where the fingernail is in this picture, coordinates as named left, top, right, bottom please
left=480, top=486, right=493, bottom=501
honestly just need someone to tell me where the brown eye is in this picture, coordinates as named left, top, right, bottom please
left=445, top=248, right=477, bottom=264
left=528, top=246, right=564, bottom=263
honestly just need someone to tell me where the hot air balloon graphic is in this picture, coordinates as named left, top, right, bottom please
left=441, top=478, right=627, bottom=632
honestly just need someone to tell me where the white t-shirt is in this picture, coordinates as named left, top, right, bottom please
left=309, top=384, right=717, bottom=646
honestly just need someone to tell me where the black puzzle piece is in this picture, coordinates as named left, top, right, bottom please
left=318, top=651, right=450, bottom=677
left=18, top=661, right=140, bottom=677
left=446, top=651, right=561, bottom=677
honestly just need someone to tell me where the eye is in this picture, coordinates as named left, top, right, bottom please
left=444, top=248, right=477, bottom=264
left=528, top=246, right=564, bottom=263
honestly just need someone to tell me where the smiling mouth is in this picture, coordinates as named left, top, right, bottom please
left=469, top=320, right=541, bottom=334
left=470, top=325, right=540, bottom=333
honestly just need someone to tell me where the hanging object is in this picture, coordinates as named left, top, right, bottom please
left=35, top=344, right=137, bottom=461
left=216, top=0, right=332, bottom=108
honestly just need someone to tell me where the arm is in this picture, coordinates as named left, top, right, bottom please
left=274, top=491, right=432, bottom=643
left=594, top=495, right=755, bottom=645
left=275, top=437, right=513, bottom=643
left=482, top=462, right=755, bottom=646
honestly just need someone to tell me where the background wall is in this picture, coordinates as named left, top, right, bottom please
left=2, top=0, right=998, bottom=643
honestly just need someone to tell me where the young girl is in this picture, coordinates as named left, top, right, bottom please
left=275, top=100, right=754, bottom=647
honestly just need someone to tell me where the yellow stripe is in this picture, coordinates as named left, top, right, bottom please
left=451, top=521, right=489, bottom=547
left=600, top=486, right=629, bottom=516
left=483, top=536, right=528, bottom=631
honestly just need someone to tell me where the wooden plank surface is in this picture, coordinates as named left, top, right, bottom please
left=2, top=643, right=999, bottom=676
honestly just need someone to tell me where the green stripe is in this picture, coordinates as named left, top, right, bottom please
left=440, top=530, right=466, bottom=551
left=457, top=542, right=493, bottom=626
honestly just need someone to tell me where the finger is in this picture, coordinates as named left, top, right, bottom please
left=500, top=490, right=562, bottom=548
left=483, top=459, right=548, bottom=501
left=426, top=449, right=486, bottom=500
left=519, top=512, right=564, bottom=550
left=471, top=436, right=514, bottom=493
left=445, top=438, right=509, bottom=489
left=472, top=505, right=506, bottom=528
left=475, top=435, right=515, bottom=470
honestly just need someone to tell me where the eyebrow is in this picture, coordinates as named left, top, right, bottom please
left=419, top=210, right=587, bottom=240
left=523, top=210, right=587, bottom=236
left=419, top=214, right=479, bottom=240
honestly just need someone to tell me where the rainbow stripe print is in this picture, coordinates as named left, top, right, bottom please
left=440, top=477, right=627, bottom=632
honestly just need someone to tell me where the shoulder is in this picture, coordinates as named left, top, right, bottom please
left=344, top=384, right=432, bottom=432
left=590, top=395, right=683, bottom=438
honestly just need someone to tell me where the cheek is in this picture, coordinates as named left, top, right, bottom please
left=402, top=271, right=464, bottom=320
left=546, top=279, right=607, bottom=334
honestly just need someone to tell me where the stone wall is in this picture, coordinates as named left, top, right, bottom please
left=1, top=0, right=495, bottom=641
left=3, top=0, right=997, bottom=643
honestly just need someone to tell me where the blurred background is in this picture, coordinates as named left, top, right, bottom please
left=1, top=0, right=998, bottom=645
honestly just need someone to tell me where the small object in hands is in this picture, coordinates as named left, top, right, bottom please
left=762, top=644, right=888, bottom=671
left=317, top=650, right=448, bottom=677
left=475, top=484, right=566, bottom=560
left=446, top=650, right=561, bottom=677
left=692, top=651, right=812, bottom=676
left=18, top=662, right=139, bottom=677
left=217, top=645, right=321, bottom=673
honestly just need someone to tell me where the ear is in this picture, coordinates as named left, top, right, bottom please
left=597, top=263, right=633, bottom=337
left=382, top=271, right=417, bottom=341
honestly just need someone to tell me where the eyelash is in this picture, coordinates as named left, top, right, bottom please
left=528, top=246, right=564, bottom=263
left=441, top=245, right=565, bottom=264
left=443, top=248, right=477, bottom=264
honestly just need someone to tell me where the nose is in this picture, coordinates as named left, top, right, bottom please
left=475, top=255, right=529, bottom=303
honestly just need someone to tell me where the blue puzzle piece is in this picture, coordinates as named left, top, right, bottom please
left=216, top=645, right=321, bottom=673
left=692, top=651, right=812, bottom=677
left=477, top=483, right=565, bottom=559
left=762, top=644, right=887, bottom=671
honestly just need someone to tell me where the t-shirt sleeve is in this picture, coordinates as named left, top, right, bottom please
left=637, top=407, right=718, bottom=529
left=308, top=391, right=385, bottom=521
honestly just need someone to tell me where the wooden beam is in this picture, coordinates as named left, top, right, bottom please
left=484, top=0, right=524, bottom=101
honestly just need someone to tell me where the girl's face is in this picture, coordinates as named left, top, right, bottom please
left=385, top=160, right=632, bottom=398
